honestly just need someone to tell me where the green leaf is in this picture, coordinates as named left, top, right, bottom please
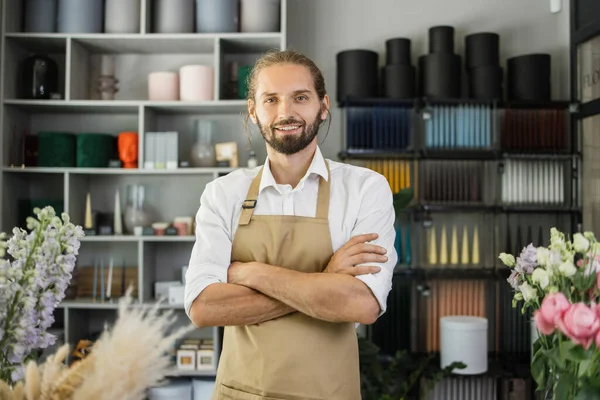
left=545, top=347, right=565, bottom=369
left=575, top=379, right=600, bottom=400
left=531, top=350, right=548, bottom=387
left=555, top=372, right=577, bottom=400
left=579, top=359, right=592, bottom=377
left=393, top=188, right=414, bottom=214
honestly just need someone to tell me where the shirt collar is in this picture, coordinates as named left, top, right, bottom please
left=259, top=146, right=329, bottom=194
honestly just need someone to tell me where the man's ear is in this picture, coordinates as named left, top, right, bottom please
left=321, top=94, right=331, bottom=121
left=248, top=100, right=258, bottom=124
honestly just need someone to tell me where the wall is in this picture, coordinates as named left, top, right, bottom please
left=284, top=0, right=571, bottom=160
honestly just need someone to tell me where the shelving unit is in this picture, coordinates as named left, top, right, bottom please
left=0, top=0, right=287, bottom=379
left=340, top=96, right=581, bottom=396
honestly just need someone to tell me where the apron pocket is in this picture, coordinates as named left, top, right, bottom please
left=219, top=384, right=281, bottom=400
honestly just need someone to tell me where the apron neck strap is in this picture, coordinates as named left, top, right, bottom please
left=238, top=161, right=332, bottom=226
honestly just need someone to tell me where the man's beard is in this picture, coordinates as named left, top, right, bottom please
left=257, top=110, right=323, bottom=155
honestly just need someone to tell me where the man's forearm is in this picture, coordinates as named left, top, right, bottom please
left=239, top=263, right=380, bottom=325
left=189, top=282, right=296, bottom=327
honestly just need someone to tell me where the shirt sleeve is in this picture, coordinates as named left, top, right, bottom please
left=184, top=181, right=233, bottom=319
left=352, top=173, right=398, bottom=319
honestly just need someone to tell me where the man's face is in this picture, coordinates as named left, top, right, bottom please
left=250, top=64, right=329, bottom=155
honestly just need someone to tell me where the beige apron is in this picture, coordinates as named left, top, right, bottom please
left=212, top=163, right=361, bottom=400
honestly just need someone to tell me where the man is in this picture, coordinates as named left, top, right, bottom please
left=184, top=49, right=397, bottom=400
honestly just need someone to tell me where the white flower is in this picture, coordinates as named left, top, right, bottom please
left=536, top=247, right=550, bottom=266
left=559, top=261, right=577, bottom=277
left=519, top=282, right=538, bottom=302
left=573, top=233, right=590, bottom=253
left=531, top=268, right=550, bottom=289
left=499, top=253, right=516, bottom=267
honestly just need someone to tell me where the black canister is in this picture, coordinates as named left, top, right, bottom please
left=383, top=65, right=416, bottom=99
left=429, top=26, right=455, bottom=53
left=507, top=54, right=551, bottom=101
left=465, top=33, right=500, bottom=69
left=386, top=38, right=411, bottom=65
left=20, top=54, right=59, bottom=99
left=468, top=66, right=503, bottom=100
left=421, top=53, right=461, bottom=99
left=336, top=49, right=379, bottom=103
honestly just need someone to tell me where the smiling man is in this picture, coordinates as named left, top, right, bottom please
left=184, top=50, right=397, bottom=400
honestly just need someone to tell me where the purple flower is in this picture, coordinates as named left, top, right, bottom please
left=515, top=244, right=537, bottom=274
left=507, top=270, right=521, bottom=290
left=0, top=206, right=84, bottom=385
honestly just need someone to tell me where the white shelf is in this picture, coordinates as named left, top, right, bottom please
left=1, top=0, right=286, bottom=371
left=167, top=369, right=217, bottom=378
left=57, top=299, right=187, bottom=310
left=81, top=235, right=196, bottom=243
left=5, top=32, right=282, bottom=54
left=3, top=99, right=248, bottom=114
left=2, top=166, right=238, bottom=175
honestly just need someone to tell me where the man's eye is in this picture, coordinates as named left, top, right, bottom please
left=297, top=96, right=307, bottom=101
left=265, top=98, right=276, bottom=103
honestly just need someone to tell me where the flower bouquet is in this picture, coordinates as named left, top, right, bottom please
left=499, top=228, right=600, bottom=400
left=0, top=207, right=85, bottom=385
left=0, top=206, right=195, bottom=399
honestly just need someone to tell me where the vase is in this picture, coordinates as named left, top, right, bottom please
left=57, top=0, right=103, bottom=33
left=240, top=0, right=280, bottom=32
left=105, top=0, right=140, bottom=33
left=123, top=184, right=149, bottom=234
left=153, top=0, right=194, bottom=33
left=20, top=54, right=59, bottom=99
left=24, top=0, right=57, bottom=32
left=195, top=0, right=238, bottom=33
left=190, top=120, right=216, bottom=167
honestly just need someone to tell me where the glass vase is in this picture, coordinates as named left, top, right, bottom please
left=123, top=184, right=149, bottom=233
left=190, top=119, right=216, bottom=167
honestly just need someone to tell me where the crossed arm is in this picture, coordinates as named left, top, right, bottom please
left=189, top=233, right=388, bottom=327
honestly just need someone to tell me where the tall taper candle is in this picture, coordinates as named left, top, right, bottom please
left=461, top=225, right=470, bottom=264
left=106, top=258, right=114, bottom=300
left=429, top=227, right=437, bottom=265
left=114, top=190, right=122, bottom=235
left=440, top=225, right=448, bottom=265
left=450, top=225, right=458, bottom=265
left=85, top=192, right=93, bottom=229
left=100, top=258, right=105, bottom=301
left=93, top=258, right=98, bottom=301
left=472, top=225, right=480, bottom=265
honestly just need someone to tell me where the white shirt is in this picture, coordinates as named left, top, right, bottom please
left=184, top=146, right=398, bottom=323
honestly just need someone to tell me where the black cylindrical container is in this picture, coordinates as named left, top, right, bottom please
left=336, top=50, right=379, bottom=103
left=421, top=53, right=461, bottom=99
left=465, top=32, right=500, bottom=69
left=383, top=65, right=416, bottom=98
left=429, top=26, right=454, bottom=53
left=507, top=54, right=551, bottom=101
left=20, top=54, right=59, bottom=99
left=468, top=66, right=503, bottom=100
left=386, top=38, right=411, bottom=65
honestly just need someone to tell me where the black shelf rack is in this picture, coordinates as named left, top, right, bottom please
left=344, top=96, right=582, bottom=399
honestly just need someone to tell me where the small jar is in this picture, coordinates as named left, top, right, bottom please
left=247, top=151, right=257, bottom=168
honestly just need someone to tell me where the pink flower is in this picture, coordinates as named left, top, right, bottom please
left=557, top=303, right=600, bottom=349
left=533, top=293, right=571, bottom=335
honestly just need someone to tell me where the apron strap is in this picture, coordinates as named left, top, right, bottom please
left=315, top=161, right=331, bottom=219
left=238, top=166, right=263, bottom=226
left=238, top=160, right=332, bottom=226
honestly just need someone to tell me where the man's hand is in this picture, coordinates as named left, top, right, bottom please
left=324, top=233, right=387, bottom=276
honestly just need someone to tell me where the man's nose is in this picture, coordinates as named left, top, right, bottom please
left=277, top=98, right=294, bottom=118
